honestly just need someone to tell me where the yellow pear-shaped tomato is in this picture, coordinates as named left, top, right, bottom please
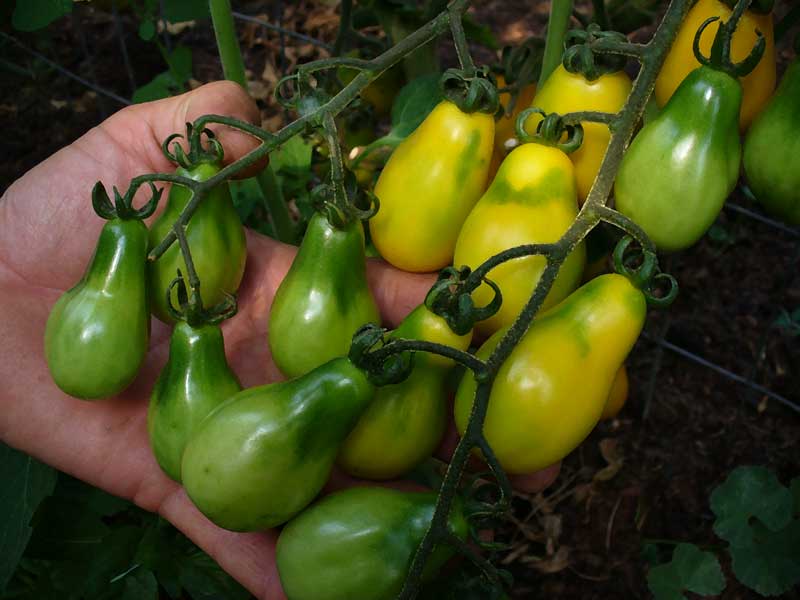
left=654, top=0, right=775, bottom=130
left=371, top=100, right=495, bottom=272
left=601, top=365, right=629, bottom=420
left=453, top=143, right=585, bottom=337
left=454, top=273, right=646, bottom=474
left=524, top=65, right=631, bottom=203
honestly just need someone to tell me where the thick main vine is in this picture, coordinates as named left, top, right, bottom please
left=100, top=0, right=763, bottom=596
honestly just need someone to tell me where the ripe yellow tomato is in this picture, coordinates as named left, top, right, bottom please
left=601, top=365, right=629, bottom=420
left=655, top=0, right=775, bottom=130
left=371, top=100, right=495, bottom=272
left=524, top=65, right=632, bottom=203
left=455, top=274, right=646, bottom=474
left=491, top=74, right=537, bottom=175
left=453, top=142, right=585, bottom=336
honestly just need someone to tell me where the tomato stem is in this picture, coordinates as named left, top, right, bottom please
left=539, top=0, right=574, bottom=89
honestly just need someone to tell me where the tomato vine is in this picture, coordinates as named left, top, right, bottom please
left=87, top=0, right=769, bottom=597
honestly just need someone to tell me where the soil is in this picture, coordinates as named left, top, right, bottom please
left=1, top=1, right=798, bottom=599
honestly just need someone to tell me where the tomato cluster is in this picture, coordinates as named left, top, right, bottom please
left=42, top=1, right=796, bottom=597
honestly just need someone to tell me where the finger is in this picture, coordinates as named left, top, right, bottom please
left=157, top=489, right=286, bottom=600
left=103, top=80, right=264, bottom=176
left=0, top=82, right=263, bottom=291
left=366, top=256, right=436, bottom=327
left=236, top=230, right=437, bottom=330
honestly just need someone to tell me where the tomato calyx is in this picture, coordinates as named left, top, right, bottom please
left=165, top=272, right=238, bottom=327
left=311, top=174, right=379, bottom=230
left=562, top=24, right=628, bottom=81
left=516, top=109, right=584, bottom=155
left=613, top=236, right=679, bottom=308
left=494, top=38, right=543, bottom=118
left=426, top=266, right=502, bottom=336
left=162, top=123, right=224, bottom=171
left=92, top=180, right=161, bottom=221
left=440, top=67, right=500, bottom=115
left=348, top=323, right=415, bottom=386
left=693, top=8, right=766, bottom=79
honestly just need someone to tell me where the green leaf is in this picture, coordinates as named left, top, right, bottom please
left=389, top=73, right=441, bottom=139
left=82, top=526, right=145, bottom=598
left=647, top=543, right=725, bottom=600
left=138, top=20, right=157, bottom=41
left=711, top=466, right=794, bottom=546
left=641, top=542, right=661, bottom=566
left=0, top=444, right=57, bottom=593
left=178, top=550, right=251, bottom=600
left=711, top=467, right=800, bottom=597
left=229, top=178, right=264, bottom=224
left=791, top=478, right=800, bottom=516
left=271, top=135, right=314, bottom=175
left=11, top=0, right=71, bottom=32
left=133, top=72, right=175, bottom=103
left=162, top=0, right=210, bottom=23
left=727, top=519, right=800, bottom=596
left=165, top=44, right=192, bottom=82
left=463, top=15, right=498, bottom=49
left=119, top=568, right=158, bottom=600
left=132, top=45, right=193, bottom=104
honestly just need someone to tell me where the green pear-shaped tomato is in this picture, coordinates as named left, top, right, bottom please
left=276, top=487, right=469, bottom=600
left=147, top=321, right=241, bottom=482
left=148, top=161, right=246, bottom=323
left=615, top=66, right=742, bottom=252
left=181, top=357, right=374, bottom=531
left=744, top=57, right=800, bottom=226
left=45, top=218, right=150, bottom=399
left=337, top=304, right=472, bottom=480
left=269, top=212, right=380, bottom=379
left=455, top=273, right=647, bottom=474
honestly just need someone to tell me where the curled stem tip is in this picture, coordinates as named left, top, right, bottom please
left=425, top=266, right=502, bottom=336
left=613, top=236, right=679, bottom=307
left=516, top=108, right=584, bottom=154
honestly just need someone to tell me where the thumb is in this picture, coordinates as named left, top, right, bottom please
left=0, top=81, right=262, bottom=291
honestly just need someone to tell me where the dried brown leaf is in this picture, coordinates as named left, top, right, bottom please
left=593, top=438, right=624, bottom=482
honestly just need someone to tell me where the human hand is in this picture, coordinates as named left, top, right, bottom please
left=0, top=81, right=558, bottom=599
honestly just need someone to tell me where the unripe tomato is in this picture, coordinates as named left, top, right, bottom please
left=743, top=57, right=800, bottom=225
left=45, top=217, right=150, bottom=399
left=616, top=66, right=742, bottom=252
left=454, top=142, right=585, bottom=336
left=148, top=321, right=241, bottom=482
left=655, top=0, right=775, bottom=130
left=269, top=212, right=380, bottom=379
left=181, top=357, right=374, bottom=531
left=455, top=274, right=646, bottom=474
left=337, top=304, right=472, bottom=480
left=371, top=100, right=495, bottom=272
left=148, top=161, right=246, bottom=323
left=276, top=487, right=469, bottom=600
left=524, top=65, right=632, bottom=203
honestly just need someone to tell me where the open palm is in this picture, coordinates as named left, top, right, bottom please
left=0, top=82, right=558, bottom=599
